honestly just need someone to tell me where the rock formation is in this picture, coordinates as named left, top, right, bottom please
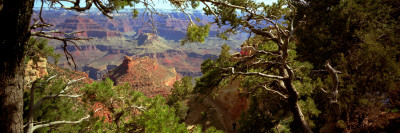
left=24, top=57, right=49, bottom=84
left=106, top=56, right=181, bottom=97
left=54, top=16, right=122, bottom=39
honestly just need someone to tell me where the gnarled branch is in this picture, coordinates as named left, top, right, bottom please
left=30, top=108, right=102, bottom=133
left=261, top=85, right=287, bottom=99
left=34, top=77, right=86, bottom=109
left=223, top=67, right=285, bottom=80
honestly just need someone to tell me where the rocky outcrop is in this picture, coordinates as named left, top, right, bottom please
left=105, top=56, right=181, bottom=97
left=24, top=57, right=49, bottom=84
left=137, top=33, right=160, bottom=46
left=24, top=57, right=93, bottom=88
left=55, top=16, right=122, bottom=39
left=92, top=17, right=134, bottom=32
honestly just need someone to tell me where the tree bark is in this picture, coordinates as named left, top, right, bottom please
left=0, top=0, right=34, bottom=132
left=284, top=79, right=313, bottom=133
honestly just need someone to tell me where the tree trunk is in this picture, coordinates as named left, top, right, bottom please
left=284, top=79, right=313, bottom=133
left=0, top=0, right=34, bottom=132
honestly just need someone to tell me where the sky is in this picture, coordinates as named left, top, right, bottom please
left=35, top=0, right=277, bottom=10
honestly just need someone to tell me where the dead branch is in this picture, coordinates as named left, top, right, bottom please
left=34, top=77, right=86, bottom=110
left=320, top=62, right=341, bottom=132
left=325, top=62, right=339, bottom=102
left=130, top=105, right=147, bottom=112
left=201, top=0, right=245, bottom=10
left=201, top=1, right=219, bottom=22
left=30, top=108, right=102, bottom=133
left=30, top=18, right=92, bottom=70
left=261, top=85, right=287, bottom=99
left=223, top=67, right=285, bottom=80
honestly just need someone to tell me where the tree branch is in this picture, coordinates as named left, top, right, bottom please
left=325, top=62, right=340, bottom=102
left=130, top=105, right=146, bottom=112
left=223, top=67, right=285, bottom=80
left=31, top=108, right=102, bottom=132
left=93, top=0, right=113, bottom=19
left=201, top=1, right=219, bottom=22
left=61, top=0, right=93, bottom=12
left=261, top=85, right=287, bottom=99
left=31, top=17, right=92, bottom=70
left=201, top=0, right=245, bottom=10
left=242, top=46, right=280, bottom=56
left=34, top=77, right=86, bottom=109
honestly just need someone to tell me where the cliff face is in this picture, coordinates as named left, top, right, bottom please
left=137, top=33, right=160, bottom=46
left=24, top=57, right=49, bottom=84
left=106, top=56, right=181, bottom=97
left=24, top=57, right=93, bottom=87
left=54, top=16, right=122, bottom=39
left=91, top=16, right=134, bottom=32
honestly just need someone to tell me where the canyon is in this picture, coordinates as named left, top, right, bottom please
left=30, top=10, right=250, bottom=130
left=36, top=9, right=244, bottom=80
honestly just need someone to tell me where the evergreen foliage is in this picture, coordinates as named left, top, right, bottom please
left=25, top=37, right=61, bottom=64
left=137, top=96, right=188, bottom=133
left=23, top=76, right=87, bottom=132
left=181, top=24, right=210, bottom=46
left=167, top=77, right=194, bottom=121
left=239, top=96, right=280, bottom=133
left=195, top=43, right=234, bottom=94
left=295, top=0, right=400, bottom=131
left=79, top=79, right=190, bottom=132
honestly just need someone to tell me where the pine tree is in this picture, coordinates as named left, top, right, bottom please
left=295, top=0, right=400, bottom=132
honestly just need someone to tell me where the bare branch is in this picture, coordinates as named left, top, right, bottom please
left=34, top=94, right=82, bottom=110
left=201, top=0, right=245, bottom=10
left=242, top=20, right=284, bottom=45
left=93, top=0, right=113, bottom=19
left=201, top=1, right=219, bottom=22
left=30, top=16, right=92, bottom=69
left=180, top=8, right=194, bottom=25
left=130, top=105, right=146, bottom=112
left=223, top=67, right=285, bottom=80
left=45, top=74, right=57, bottom=82
left=261, top=85, right=287, bottom=99
left=321, top=62, right=341, bottom=131
left=319, top=87, right=328, bottom=93
left=263, top=17, right=286, bottom=37
left=34, top=77, right=86, bottom=109
left=251, top=58, right=282, bottom=66
left=288, top=15, right=306, bottom=38
left=31, top=108, right=102, bottom=132
left=62, top=0, right=93, bottom=12
left=242, top=46, right=281, bottom=56
left=325, top=62, right=340, bottom=102
left=62, top=77, right=86, bottom=93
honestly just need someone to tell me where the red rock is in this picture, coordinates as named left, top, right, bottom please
left=106, top=56, right=181, bottom=97
left=54, top=16, right=122, bottom=39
